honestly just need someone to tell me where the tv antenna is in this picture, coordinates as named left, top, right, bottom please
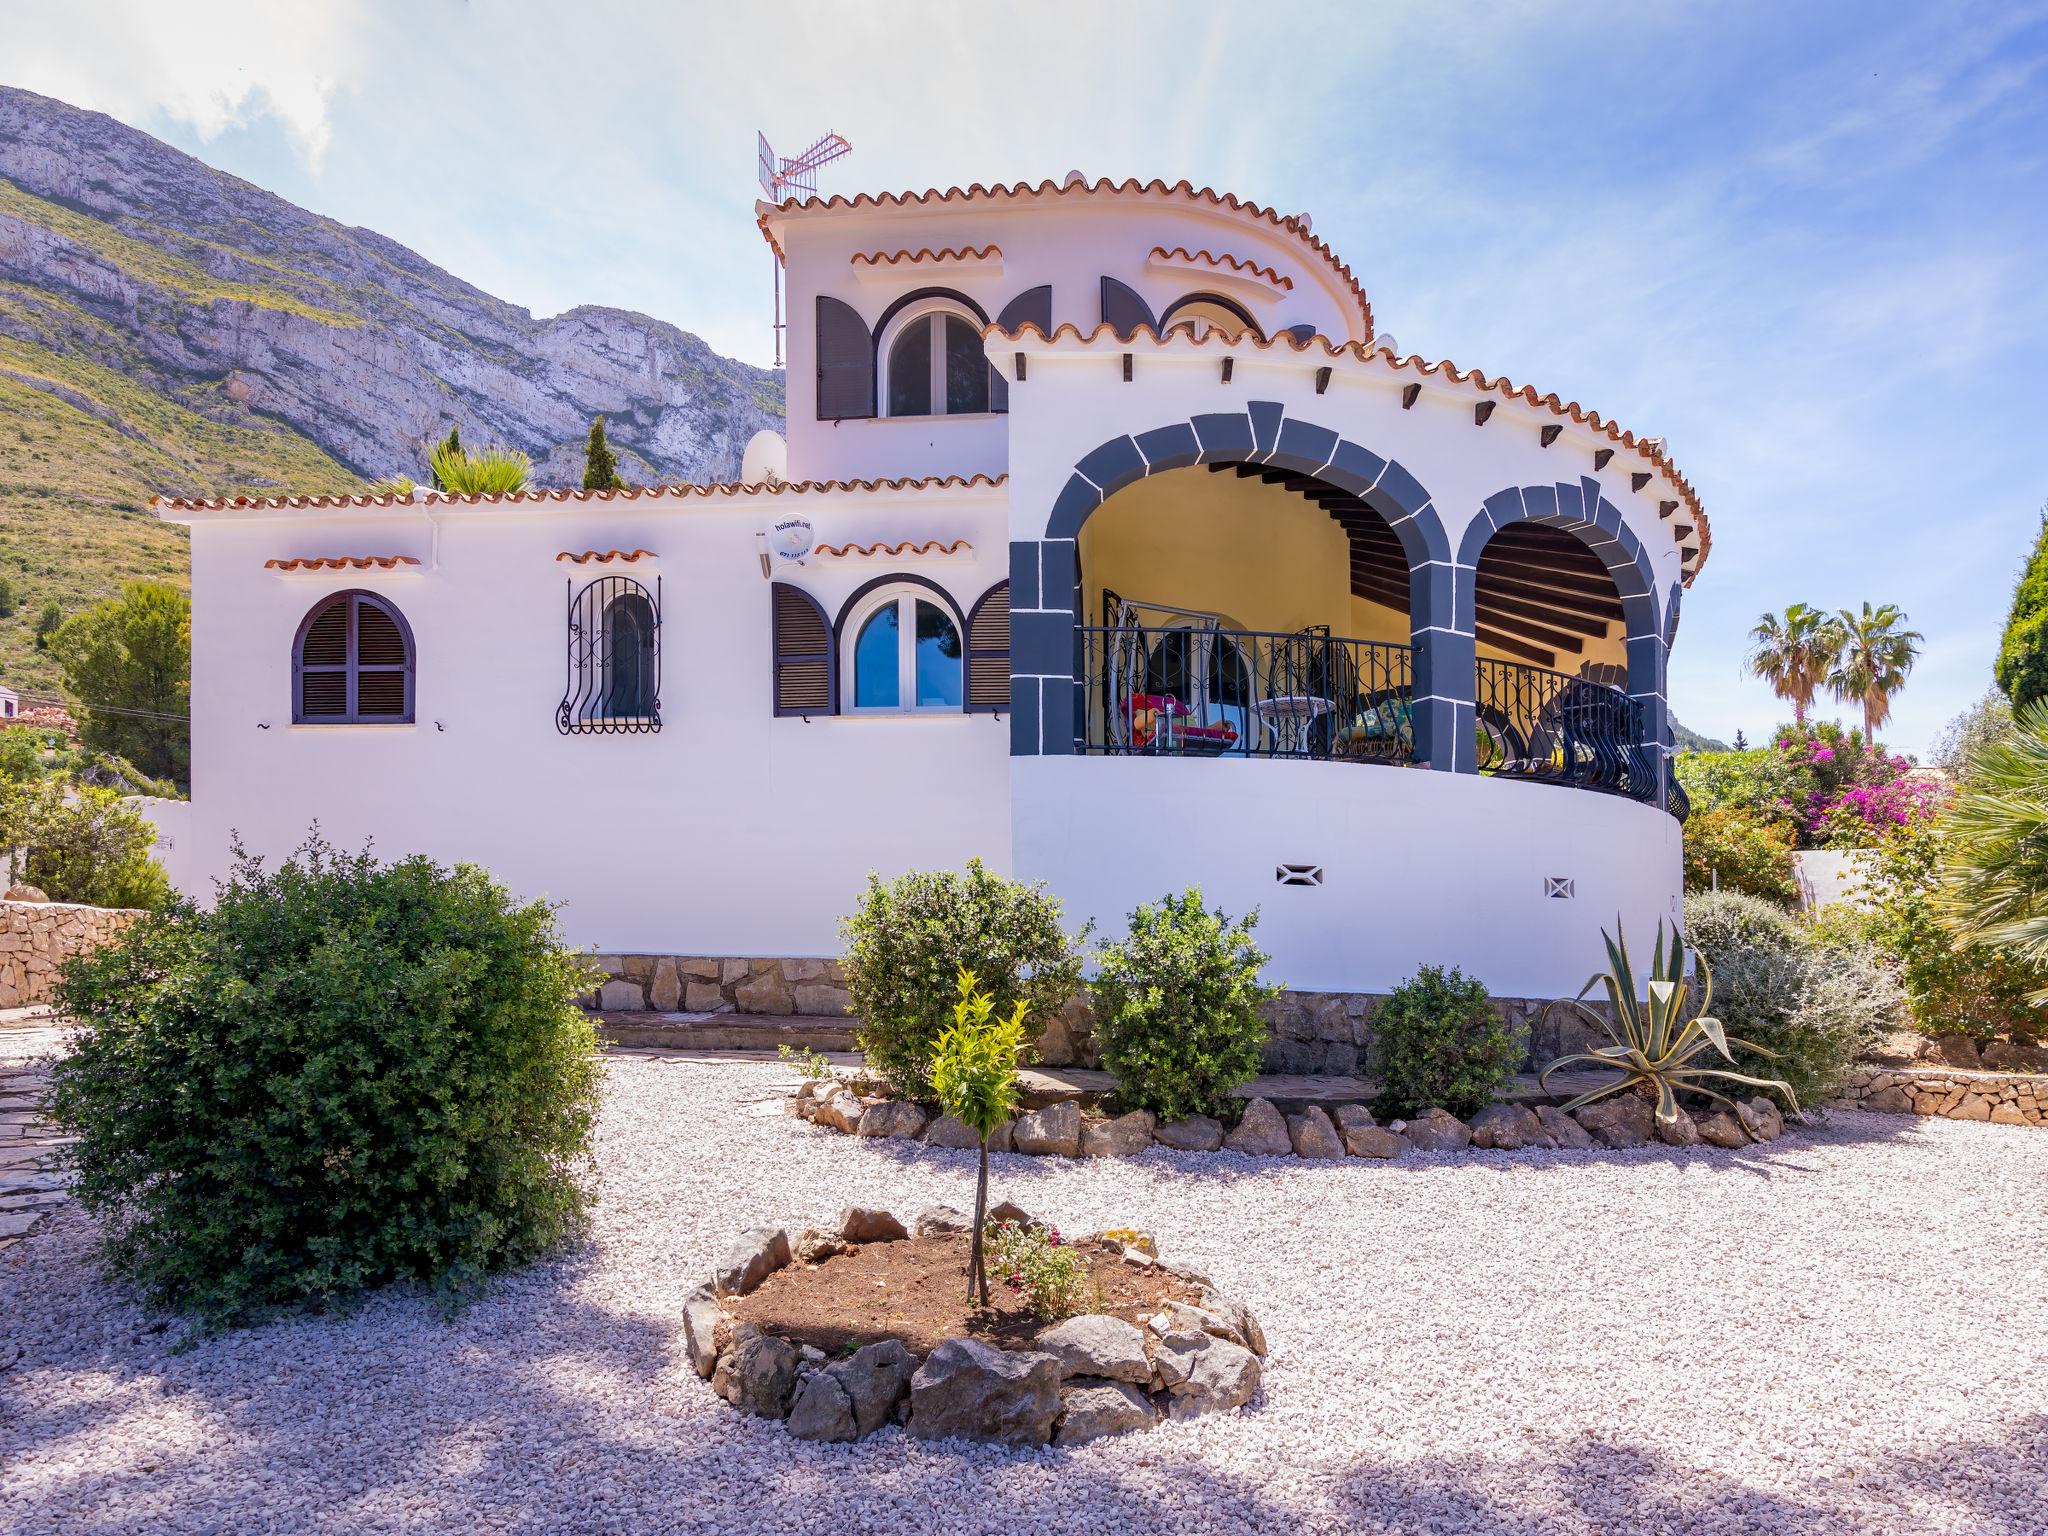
left=758, top=130, right=852, bottom=368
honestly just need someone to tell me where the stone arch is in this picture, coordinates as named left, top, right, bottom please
left=1009, top=401, right=1458, bottom=765
left=1455, top=479, right=1667, bottom=796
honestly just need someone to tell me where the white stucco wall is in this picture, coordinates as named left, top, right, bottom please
left=1016, top=755, right=1683, bottom=998
left=173, top=486, right=1013, bottom=954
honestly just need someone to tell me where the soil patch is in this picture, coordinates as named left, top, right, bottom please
left=729, top=1232, right=1201, bottom=1357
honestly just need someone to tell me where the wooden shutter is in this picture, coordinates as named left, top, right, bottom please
left=295, top=592, right=413, bottom=723
left=352, top=597, right=412, bottom=719
left=772, top=582, right=835, bottom=716
left=965, top=580, right=1010, bottom=712
left=1278, top=323, right=1318, bottom=345
left=815, top=295, right=875, bottom=420
left=297, top=597, right=349, bottom=719
left=990, top=285, right=1050, bottom=415
left=1099, top=277, right=1156, bottom=341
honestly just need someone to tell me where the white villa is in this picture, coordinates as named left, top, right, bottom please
left=154, top=173, right=1706, bottom=1004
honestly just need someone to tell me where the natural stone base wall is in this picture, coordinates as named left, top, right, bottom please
left=1837, top=1066, right=2046, bottom=1126
left=585, top=952, right=1600, bottom=1074
left=0, top=899, right=144, bottom=1008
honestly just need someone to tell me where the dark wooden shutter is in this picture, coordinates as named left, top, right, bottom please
left=297, top=597, right=349, bottom=719
left=772, top=582, right=835, bottom=716
left=1279, top=323, right=1318, bottom=344
left=352, top=597, right=412, bottom=719
left=815, top=295, right=875, bottom=420
left=1100, top=277, right=1156, bottom=340
left=965, top=580, right=1010, bottom=712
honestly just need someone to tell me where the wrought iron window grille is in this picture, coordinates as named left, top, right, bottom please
left=559, top=574, right=661, bottom=734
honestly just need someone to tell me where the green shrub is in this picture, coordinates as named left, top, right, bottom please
left=1370, top=964, right=1519, bottom=1119
left=1687, top=893, right=1904, bottom=1106
left=48, top=835, right=602, bottom=1333
left=984, top=1218, right=1087, bottom=1321
left=841, top=859, right=1083, bottom=1099
left=3, top=781, right=171, bottom=909
left=1682, top=806, right=1798, bottom=901
left=1090, top=889, right=1277, bottom=1122
left=1995, top=506, right=2048, bottom=714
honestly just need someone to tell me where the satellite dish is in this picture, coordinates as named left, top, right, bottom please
left=741, top=429, right=788, bottom=486
left=1375, top=332, right=1400, bottom=358
left=770, top=516, right=814, bottom=563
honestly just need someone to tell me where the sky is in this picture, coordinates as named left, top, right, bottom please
left=7, top=0, right=2048, bottom=756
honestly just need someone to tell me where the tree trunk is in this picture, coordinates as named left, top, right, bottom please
left=968, top=1139, right=990, bottom=1307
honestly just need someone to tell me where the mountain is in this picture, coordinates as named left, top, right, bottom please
left=1671, top=717, right=1730, bottom=753
left=0, top=85, right=784, bottom=695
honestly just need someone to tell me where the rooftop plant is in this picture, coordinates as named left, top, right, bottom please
left=429, top=438, right=530, bottom=496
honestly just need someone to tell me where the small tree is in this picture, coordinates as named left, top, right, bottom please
left=48, top=581, right=189, bottom=785
left=929, top=970, right=1026, bottom=1308
left=582, top=415, right=626, bottom=491
left=0, top=575, right=16, bottom=618
left=3, top=781, right=171, bottom=909
left=33, top=601, right=62, bottom=651
left=429, top=424, right=463, bottom=489
left=1995, top=505, right=2048, bottom=715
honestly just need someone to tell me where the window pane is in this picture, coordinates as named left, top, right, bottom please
left=887, top=317, right=932, bottom=416
left=944, top=316, right=989, bottom=413
left=603, top=594, right=655, bottom=716
left=915, top=600, right=961, bottom=707
left=854, top=603, right=901, bottom=707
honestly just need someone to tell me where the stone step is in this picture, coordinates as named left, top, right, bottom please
left=595, top=1012, right=860, bottom=1054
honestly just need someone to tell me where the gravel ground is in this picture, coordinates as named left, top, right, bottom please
left=5, top=1054, right=2046, bottom=1536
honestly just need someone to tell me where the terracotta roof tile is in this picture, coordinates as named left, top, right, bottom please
left=759, top=176, right=1370, bottom=338
left=262, top=555, right=420, bottom=572
left=1148, top=246, right=1292, bottom=291
left=813, top=538, right=973, bottom=559
left=556, top=548, right=656, bottom=564
left=852, top=245, right=1001, bottom=268
left=991, top=321, right=1711, bottom=578
left=156, top=473, right=1007, bottom=516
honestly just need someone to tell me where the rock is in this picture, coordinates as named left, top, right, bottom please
left=829, top=1339, right=919, bottom=1438
left=913, top=1205, right=973, bottom=1237
left=1158, top=1330, right=1262, bottom=1419
left=1468, top=1103, right=1549, bottom=1151
left=1864, top=1084, right=1913, bottom=1113
left=718, top=1324, right=797, bottom=1418
left=1147, top=1324, right=1208, bottom=1388
left=795, top=1232, right=849, bottom=1265
left=1931, top=1034, right=1982, bottom=1069
left=907, top=1338, right=1062, bottom=1447
left=1656, top=1106, right=1703, bottom=1147
left=1335, top=1103, right=1405, bottom=1158
left=812, top=1087, right=866, bottom=1134
left=1575, top=1094, right=1655, bottom=1149
left=1035, top=1313, right=1152, bottom=1383
left=1155, top=1300, right=1249, bottom=1350
left=985, top=1199, right=1034, bottom=1230
left=836, top=1207, right=908, bottom=1244
left=855, top=1100, right=928, bottom=1140
left=1695, top=1109, right=1749, bottom=1148
left=1153, top=1115, right=1225, bottom=1151
left=785, top=1370, right=857, bottom=1442
left=3, top=884, right=48, bottom=903
left=1081, top=1109, right=1156, bottom=1156
left=1990, top=1103, right=2031, bottom=1125
left=598, top=979, right=643, bottom=1011
left=1954, top=1092, right=1993, bottom=1121
left=680, top=1284, right=722, bottom=1378
left=1224, top=1097, right=1293, bottom=1156
left=648, top=957, right=681, bottom=1012
left=792, top=982, right=852, bottom=1017
left=734, top=969, right=795, bottom=1014
left=1984, top=1040, right=2048, bottom=1071
left=1741, top=1096, right=1786, bottom=1141
left=713, top=1227, right=790, bottom=1297
left=925, top=1113, right=1012, bottom=1152
left=1202, top=1293, right=1268, bottom=1357
left=1012, top=1100, right=1082, bottom=1156
left=1533, top=1104, right=1596, bottom=1149
left=1055, top=1378, right=1156, bottom=1445
left=1287, top=1106, right=1346, bottom=1159
left=1033, top=1012, right=1077, bottom=1068
left=1401, top=1107, right=1473, bottom=1152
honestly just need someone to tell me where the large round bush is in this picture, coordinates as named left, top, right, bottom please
left=841, top=859, right=1084, bottom=1099
left=48, top=836, right=602, bottom=1332
left=1370, top=964, right=1519, bottom=1119
left=1091, top=889, right=1278, bottom=1122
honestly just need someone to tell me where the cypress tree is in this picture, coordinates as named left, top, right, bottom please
left=582, top=416, right=624, bottom=491
left=1996, top=506, right=2048, bottom=714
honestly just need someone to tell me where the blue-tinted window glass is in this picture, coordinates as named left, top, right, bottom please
left=854, top=603, right=900, bottom=707
left=887, top=317, right=932, bottom=416
left=915, top=600, right=962, bottom=707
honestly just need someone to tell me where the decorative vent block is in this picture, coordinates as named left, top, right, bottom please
left=1276, top=863, right=1325, bottom=887
left=1545, top=876, right=1575, bottom=900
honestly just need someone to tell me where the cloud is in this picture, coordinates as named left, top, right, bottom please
left=5, top=0, right=369, bottom=166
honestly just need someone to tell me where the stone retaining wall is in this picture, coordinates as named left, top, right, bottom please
left=586, top=954, right=1601, bottom=1072
left=1837, top=1065, right=2046, bottom=1126
left=0, top=899, right=144, bottom=1008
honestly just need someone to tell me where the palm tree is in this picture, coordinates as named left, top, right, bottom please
left=1940, top=700, right=2048, bottom=999
left=1826, top=601, right=1923, bottom=740
left=1746, top=603, right=1838, bottom=725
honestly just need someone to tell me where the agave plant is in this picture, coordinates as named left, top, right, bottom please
left=1540, top=920, right=1797, bottom=1134
left=428, top=440, right=530, bottom=496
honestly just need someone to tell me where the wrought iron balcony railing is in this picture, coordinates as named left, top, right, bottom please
left=1475, top=656, right=1663, bottom=806
left=1075, top=623, right=1417, bottom=764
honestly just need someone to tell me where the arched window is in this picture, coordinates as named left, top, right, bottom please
left=883, top=303, right=991, bottom=417
left=602, top=590, right=658, bottom=718
left=560, top=576, right=661, bottom=733
left=1159, top=292, right=1263, bottom=343
left=293, top=590, right=415, bottom=724
left=846, top=586, right=963, bottom=712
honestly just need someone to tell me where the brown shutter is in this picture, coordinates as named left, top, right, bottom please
left=772, top=582, right=835, bottom=716
left=965, top=580, right=1010, bottom=712
left=815, top=295, right=875, bottom=420
left=1099, top=277, right=1156, bottom=341
left=295, top=591, right=413, bottom=723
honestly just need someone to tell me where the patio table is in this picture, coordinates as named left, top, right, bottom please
left=1251, top=693, right=1333, bottom=755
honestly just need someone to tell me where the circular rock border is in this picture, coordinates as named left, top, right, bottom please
left=792, top=1079, right=1793, bottom=1160
left=684, top=1203, right=1267, bottom=1448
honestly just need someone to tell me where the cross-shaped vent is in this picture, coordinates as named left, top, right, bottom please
left=1545, top=876, right=1575, bottom=899
left=1276, top=863, right=1324, bottom=887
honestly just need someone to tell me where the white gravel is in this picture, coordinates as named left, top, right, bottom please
left=5, top=1055, right=2047, bottom=1535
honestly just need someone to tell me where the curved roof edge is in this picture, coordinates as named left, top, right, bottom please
left=155, top=473, right=1009, bottom=517
left=989, top=320, right=1710, bottom=579
left=758, top=176, right=1372, bottom=340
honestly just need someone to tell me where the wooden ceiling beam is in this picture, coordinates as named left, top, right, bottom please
left=1477, top=573, right=1625, bottom=622
left=1477, top=627, right=1557, bottom=667
left=1477, top=592, right=1610, bottom=638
